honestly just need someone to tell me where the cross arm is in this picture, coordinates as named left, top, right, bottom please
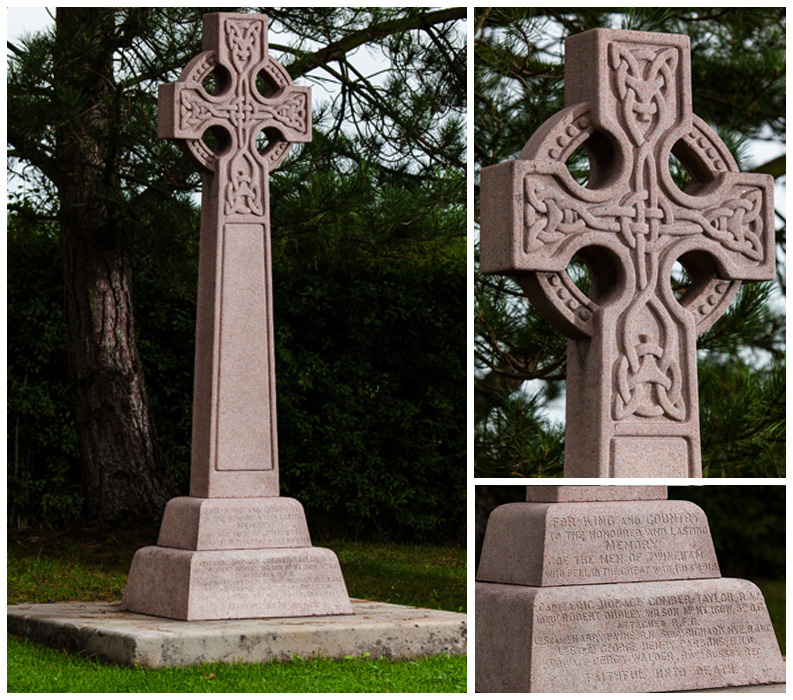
left=481, top=158, right=627, bottom=275
left=668, top=171, right=776, bottom=282
left=157, top=61, right=311, bottom=144
left=157, top=13, right=311, bottom=173
left=480, top=159, right=572, bottom=276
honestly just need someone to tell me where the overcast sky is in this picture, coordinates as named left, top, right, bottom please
left=5, top=7, right=784, bottom=160
left=6, top=6, right=52, bottom=42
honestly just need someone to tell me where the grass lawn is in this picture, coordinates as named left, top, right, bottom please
left=7, top=637, right=467, bottom=693
left=7, top=526, right=467, bottom=693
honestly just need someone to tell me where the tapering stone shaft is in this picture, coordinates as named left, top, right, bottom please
left=158, top=12, right=310, bottom=496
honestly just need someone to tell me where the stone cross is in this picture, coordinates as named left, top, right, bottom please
left=158, top=12, right=310, bottom=496
left=122, top=13, right=351, bottom=621
left=480, top=29, right=775, bottom=478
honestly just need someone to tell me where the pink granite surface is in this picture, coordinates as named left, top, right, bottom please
left=477, top=500, right=719, bottom=586
left=122, top=546, right=352, bottom=621
left=159, top=13, right=310, bottom=498
left=526, top=485, right=667, bottom=502
left=476, top=578, right=785, bottom=693
left=157, top=497, right=311, bottom=550
left=122, top=14, right=351, bottom=622
left=479, top=28, right=776, bottom=478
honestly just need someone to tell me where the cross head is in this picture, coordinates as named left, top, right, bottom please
left=159, top=13, right=311, bottom=496
left=480, top=29, right=775, bottom=478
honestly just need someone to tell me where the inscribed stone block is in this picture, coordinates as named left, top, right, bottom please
left=476, top=578, right=785, bottom=693
left=477, top=500, right=719, bottom=586
left=156, top=497, right=312, bottom=550
left=123, top=546, right=352, bottom=621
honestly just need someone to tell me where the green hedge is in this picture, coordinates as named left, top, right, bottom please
left=7, top=224, right=82, bottom=526
left=667, top=486, right=785, bottom=580
left=8, top=221, right=465, bottom=543
left=274, top=265, right=466, bottom=543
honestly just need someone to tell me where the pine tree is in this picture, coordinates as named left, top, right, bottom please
left=474, top=8, right=785, bottom=478
left=8, top=8, right=466, bottom=526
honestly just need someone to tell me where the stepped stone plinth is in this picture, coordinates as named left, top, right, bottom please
left=475, top=487, right=785, bottom=693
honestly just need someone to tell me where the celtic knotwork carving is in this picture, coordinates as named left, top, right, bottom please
left=162, top=14, right=310, bottom=178
left=180, top=91, right=214, bottom=129
left=618, top=236, right=683, bottom=417
left=615, top=332, right=684, bottom=420
left=152, top=13, right=318, bottom=502
left=610, top=43, right=678, bottom=146
left=226, top=19, right=262, bottom=73
left=272, top=92, right=309, bottom=132
left=517, top=40, right=769, bottom=424
left=480, top=28, right=775, bottom=477
left=525, top=179, right=620, bottom=254
left=678, top=187, right=766, bottom=261
left=612, top=221, right=685, bottom=422
left=521, top=166, right=763, bottom=420
left=225, top=151, right=263, bottom=216
left=616, top=334, right=684, bottom=421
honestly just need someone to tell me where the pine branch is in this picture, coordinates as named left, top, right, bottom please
left=284, top=7, right=467, bottom=80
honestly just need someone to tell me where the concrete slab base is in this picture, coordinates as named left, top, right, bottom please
left=7, top=599, right=466, bottom=669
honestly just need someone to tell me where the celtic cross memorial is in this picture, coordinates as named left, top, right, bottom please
left=480, top=29, right=775, bottom=478
left=122, top=12, right=352, bottom=620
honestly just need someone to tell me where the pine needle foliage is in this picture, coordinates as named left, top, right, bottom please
left=474, top=8, right=786, bottom=477
left=7, top=8, right=467, bottom=536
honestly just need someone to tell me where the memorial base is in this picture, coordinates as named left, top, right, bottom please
left=8, top=599, right=466, bottom=668
left=476, top=578, right=785, bottom=693
left=122, top=496, right=353, bottom=621
left=476, top=488, right=786, bottom=693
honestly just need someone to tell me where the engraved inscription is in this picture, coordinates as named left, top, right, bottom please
left=532, top=581, right=782, bottom=692
left=194, top=554, right=341, bottom=600
left=542, top=502, right=718, bottom=584
left=199, top=500, right=309, bottom=548
left=187, top=549, right=351, bottom=618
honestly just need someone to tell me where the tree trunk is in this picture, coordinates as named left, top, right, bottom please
left=54, top=8, right=177, bottom=521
